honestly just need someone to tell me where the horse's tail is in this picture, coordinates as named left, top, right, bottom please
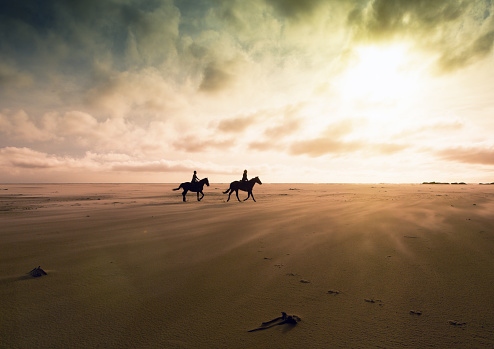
left=223, top=187, right=231, bottom=194
left=173, top=184, right=182, bottom=191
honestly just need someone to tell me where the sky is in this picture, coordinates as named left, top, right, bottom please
left=1, top=0, right=494, bottom=183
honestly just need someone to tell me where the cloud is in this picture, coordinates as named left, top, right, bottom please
left=59, top=111, right=99, bottom=134
left=290, top=138, right=362, bottom=157
left=0, top=109, right=102, bottom=145
left=438, top=30, right=494, bottom=71
left=215, top=104, right=305, bottom=151
left=288, top=120, right=356, bottom=156
left=2, top=0, right=492, bottom=114
left=0, top=62, right=33, bottom=89
left=393, top=120, right=464, bottom=141
left=216, top=114, right=258, bottom=133
left=323, top=119, right=358, bottom=138
left=121, top=2, right=181, bottom=67
left=288, top=120, right=363, bottom=156
left=0, top=0, right=185, bottom=112
left=263, top=118, right=301, bottom=137
left=436, top=145, right=494, bottom=165
left=0, top=0, right=493, bottom=183
left=172, top=135, right=235, bottom=153
left=266, top=0, right=327, bottom=19
left=199, top=61, right=236, bottom=92
left=248, top=140, right=279, bottom=151
left=85, top=68, right=188, bottom=119
left=262, top=105, right=303, bottom=138
left=348, top=1, right=471, bottom=40
left=0, top=147, right=66, bottom=169
left=288, top=119, right=408, bottom=157
left=247, top=117, right=302, bottom=151
left=347, top=0, right=494, bottom=72
left=0, top=110, right=59, bottom=142
left=112, top=161, right=191, bottom=173
left=0, top=0, right=181, bottom=70
left=0, top=147, right=236, bottom=177
left=0, top=109, right=174, bottom=157
left=0, top=148, right=137, bottom=172
left=370, top=142, right=408, bottom=155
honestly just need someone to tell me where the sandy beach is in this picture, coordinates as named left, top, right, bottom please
left=1, top=183, right=494, bottom=348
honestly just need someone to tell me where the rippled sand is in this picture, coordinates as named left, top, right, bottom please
left=1, top=183, right=494, bottom=348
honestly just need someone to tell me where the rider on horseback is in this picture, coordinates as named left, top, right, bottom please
left=191, top=171, right=199, bottom=183
left=241, top=169, right=248, bottom=182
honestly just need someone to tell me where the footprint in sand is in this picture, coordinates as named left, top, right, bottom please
left=364, top=298, right=383, bottom=306
left=327, top=289, right=341, bottom=295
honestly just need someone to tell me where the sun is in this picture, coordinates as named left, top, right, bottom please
left=337, top=44, right=422, bottom=106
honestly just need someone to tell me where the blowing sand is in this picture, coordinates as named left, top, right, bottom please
left=1, top=183, right=494, bottom=348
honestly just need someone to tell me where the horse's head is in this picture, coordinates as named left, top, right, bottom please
left=203, top=177, right=210, bottom=186
left=254, top=176, right=262, bottom=185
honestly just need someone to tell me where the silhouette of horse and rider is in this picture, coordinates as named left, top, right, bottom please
left=223, top=175, right=262, bottom=202
left=173, top=172, right=209, bottom=202
left=173, top=170, right=262, bottom=202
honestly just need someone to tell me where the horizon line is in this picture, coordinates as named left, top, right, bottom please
left=1, top=182, right=493, bottom=185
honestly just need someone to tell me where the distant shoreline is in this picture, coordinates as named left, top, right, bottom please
left=1, top=182, right=494, bottom=185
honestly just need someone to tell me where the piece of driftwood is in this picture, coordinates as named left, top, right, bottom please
left=248, top=312, right=301, bottom=332
left=29, top=266, right=47, bottom=277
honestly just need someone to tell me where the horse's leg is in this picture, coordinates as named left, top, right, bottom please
left=235, top=189, right=241, bottom=202
left=198, top=191, right=204, bottom=201
left=197, top=191, right=200, bottom=201
left=182, top=190, right=188, bottom=202
left=243, top=191, right=251, bottom=201
left=251, top=191, right=256, bottom=202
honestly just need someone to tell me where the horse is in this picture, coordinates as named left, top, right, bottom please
left=173, top=177, right=210, bottom=202
left=223, top=176, right=262, bottom=202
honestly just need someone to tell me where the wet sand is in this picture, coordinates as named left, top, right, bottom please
left=1, top=183, right=494, bottom=348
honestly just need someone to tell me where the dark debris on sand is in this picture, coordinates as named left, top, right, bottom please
left=248, top=312, right=301, bottom=332
left=29, top=266, right=47, bottom=277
